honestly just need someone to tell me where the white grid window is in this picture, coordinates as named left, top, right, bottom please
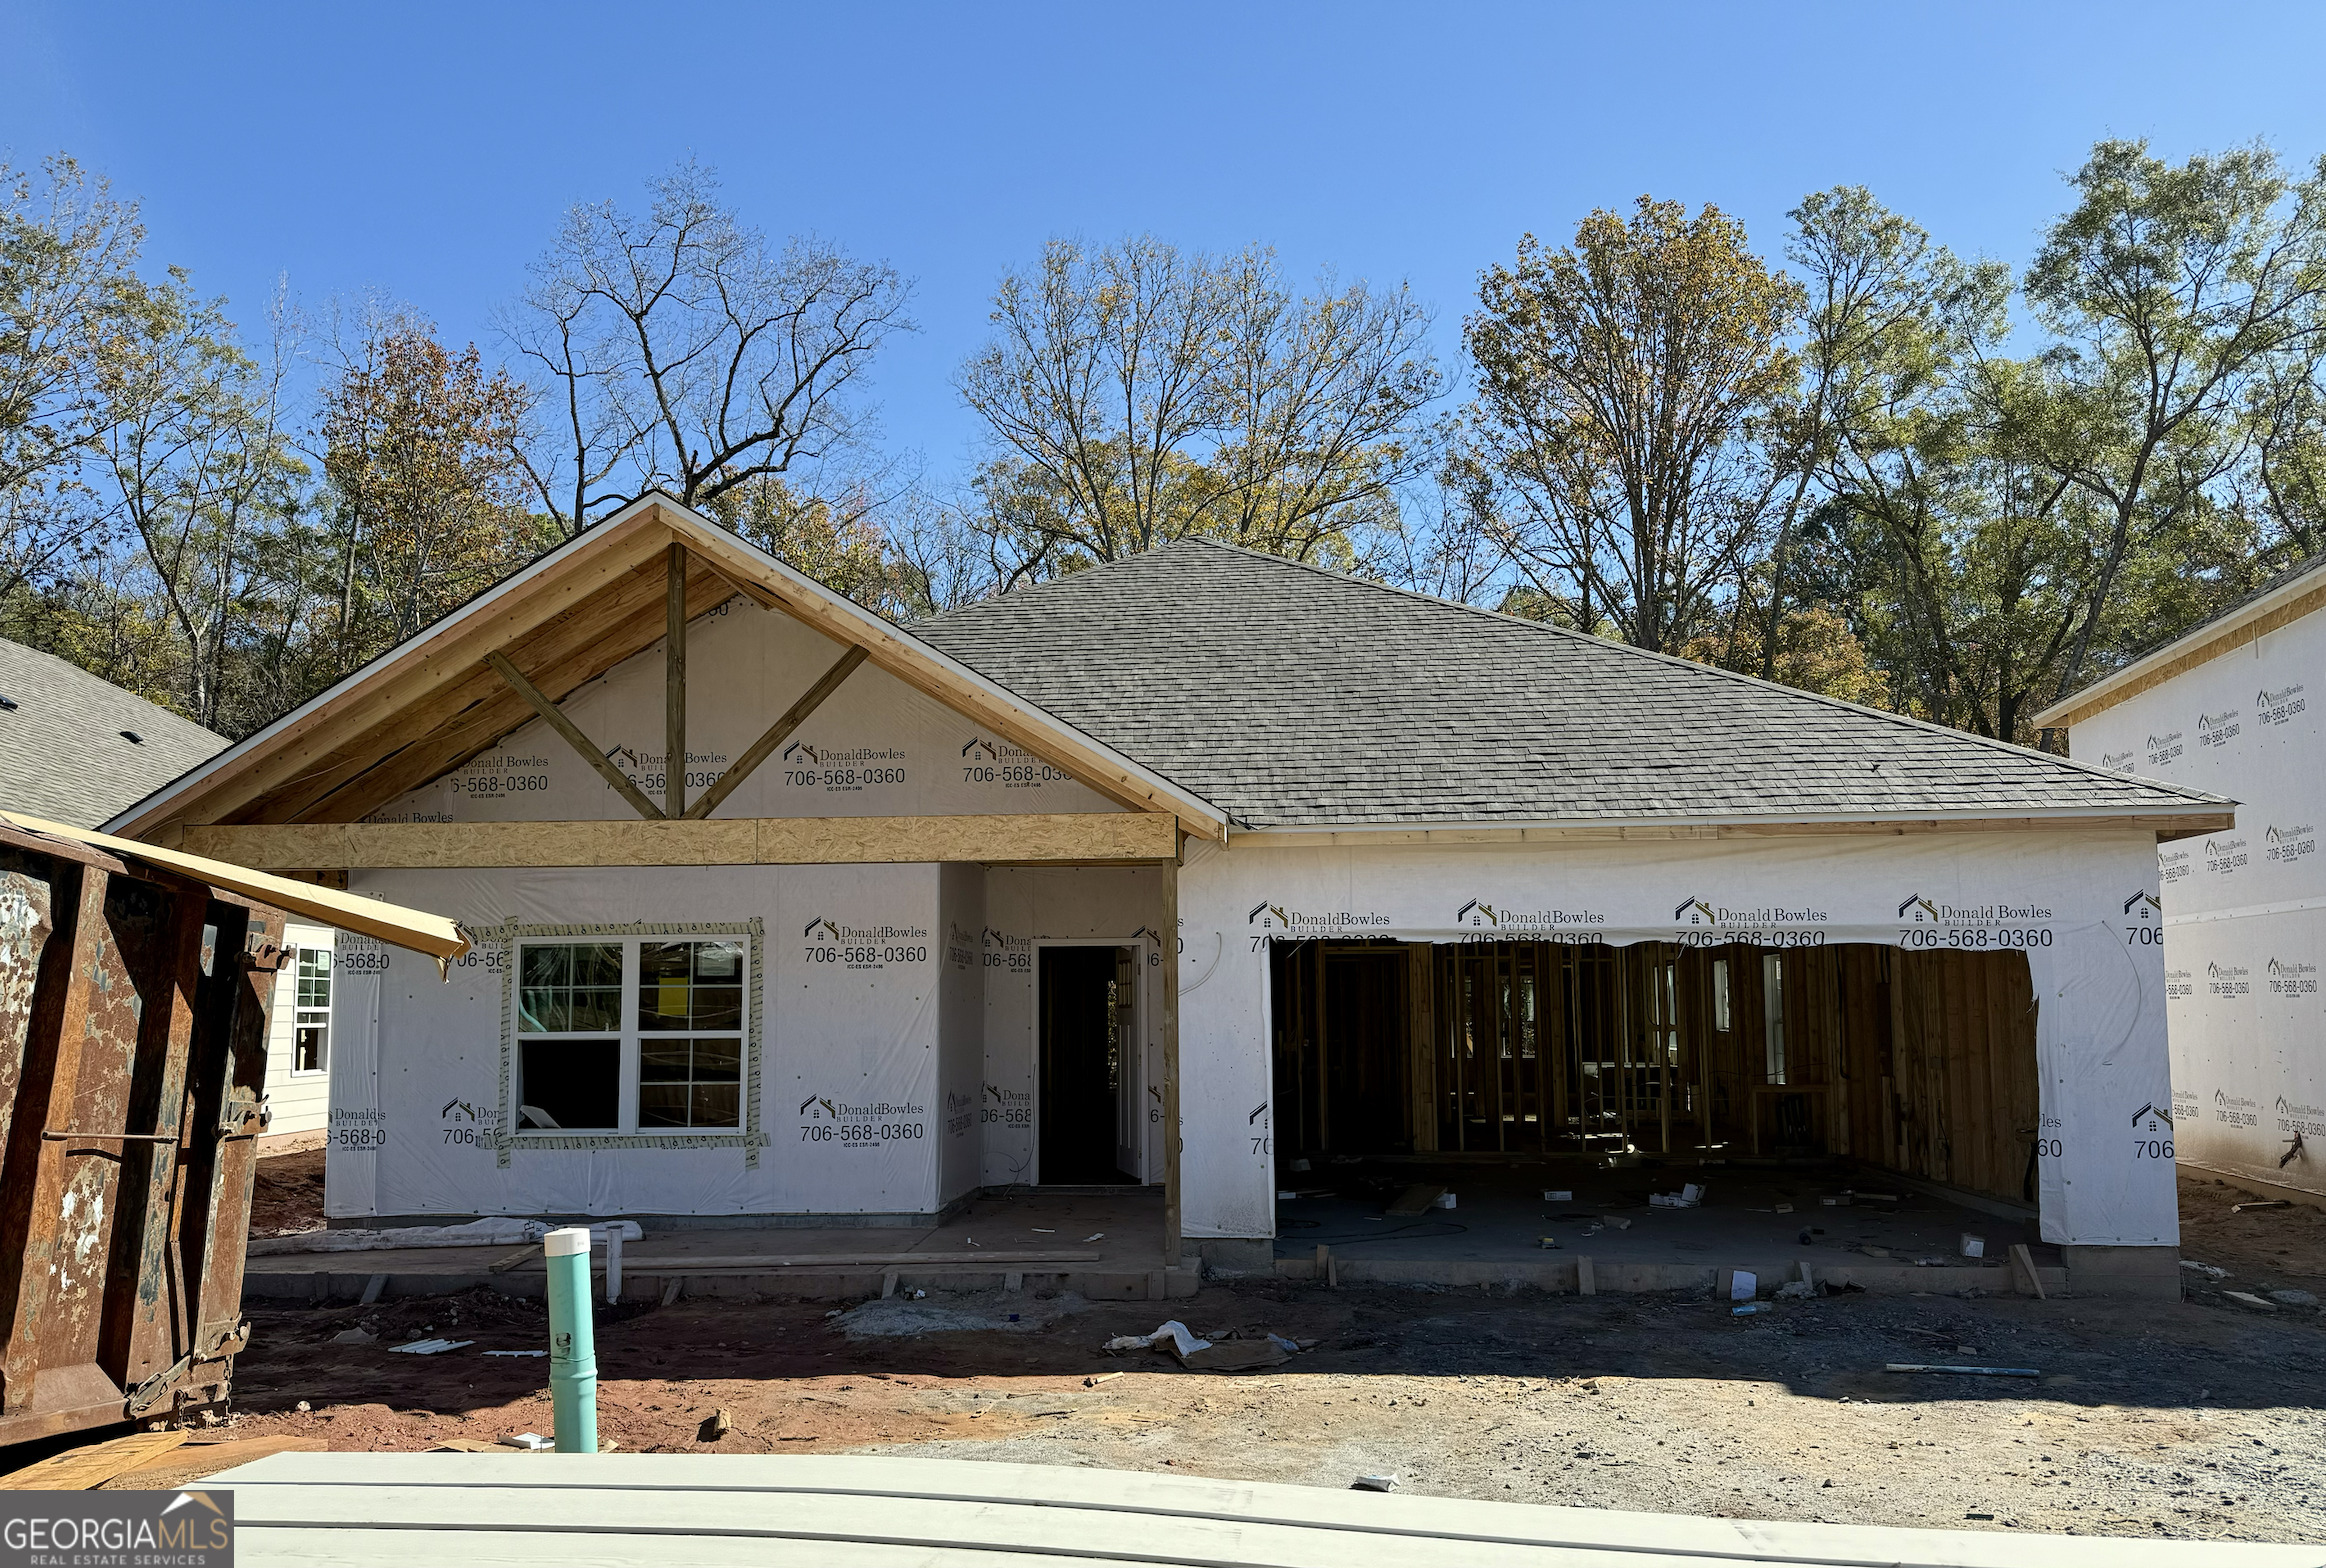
left=292, top=947, right=331, bottom=1075
left=515, top=934, right=746, bottom=1135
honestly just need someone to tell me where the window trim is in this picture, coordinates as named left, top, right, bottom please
left=492, top=917, right=766, bottom=1167
left=291, top=944, right=333, bottom=1077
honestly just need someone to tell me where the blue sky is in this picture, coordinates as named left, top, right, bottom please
left=8, top=2, right=2326, bottom=487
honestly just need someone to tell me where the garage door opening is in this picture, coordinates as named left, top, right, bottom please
left=1269, top=938, right=2043, bottom=1209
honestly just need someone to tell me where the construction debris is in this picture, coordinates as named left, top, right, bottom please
left=700, top=1408, right=735, bottom=1442
left=1386, top=1185, right=1447, bottom=1216
left=0, top=1431, right=188, bottom=1490
left=2271, top=1289, right=2319, bottom=1307
left=1350, top=1474, right=1398, bottom=1492
left=500, top=1433, right=553, bottom=1451
left=1105, top=1320, right=1300, bottom=1372
left=386, top=1337, right=474, bottom=1355
left=2225, top=1291, right=2280, bottom=1312
left=2232, top=1200, right=2293, bottom=1213
left=2181, top=1259, right=2230, bottom=1281
left=1649, top=1183, right=1705, bottom=1209
left=1884, top=1364, right=2039, bottom=1377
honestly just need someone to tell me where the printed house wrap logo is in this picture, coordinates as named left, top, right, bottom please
left=2, top=1488, right=233, bottom=1564
left=802, top=916, right=930, bottom=971
left=2266, top=956, right=2319, bottom=996
left=2100, top=748, right=2137, bottom=771
left=2196, top=707, right=2243, bottom=749
left=2265, top=823, right=2317, bottom=864
left=2203, top=836, right=2250, bottom=876
left=1247, top=901, right=1390, bottom=931
left=2206, top=960, right=2251, bottom=997
left=2124, top=891, right=2161, bottom=916
left=2277, top=1095, right=2326, bottom=1136
left=2145, top=730, right=2184, bottom=767
left=981, top=1080, right=1032, bottom=1127
left=782, top=740, right=906, bottom=792
left=1454, top=898, right=1603, bottom=930
left=982, top=927, right=1031, bottom=973
left=2213, top=1087, right=2260, bottom=1129
left=961, top=734, right=1069, bottom=789
left=796, top=1091, right=928, bottom=1148
left=1673, top=897, right=1830, bottom=942
left=2258, top=683, right=2309, bottom=726
left=2159, top=844, right=2193, bottom=886
left=1896, top=894, right=2054, bottom=926
left=2164, top=967, right=2194, bottom=1000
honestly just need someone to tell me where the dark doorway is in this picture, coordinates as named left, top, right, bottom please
left=1039, top=945, right=1138, bottom=1185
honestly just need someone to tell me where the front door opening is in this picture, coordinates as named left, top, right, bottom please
left=1038, top=944, right=1140, bottom=1185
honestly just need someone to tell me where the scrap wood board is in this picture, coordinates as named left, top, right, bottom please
left=0, top=1431, right=187, bottom=1490
left=200, top=1452, right=2312, bottom=1566
left=1384, top=1185, right=1445, bottom=1217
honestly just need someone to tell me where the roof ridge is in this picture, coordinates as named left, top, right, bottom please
left=1158, top=539, right=2225, bottom=806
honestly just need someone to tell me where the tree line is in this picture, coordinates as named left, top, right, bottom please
left=4, top=142, right=2323, bottom=746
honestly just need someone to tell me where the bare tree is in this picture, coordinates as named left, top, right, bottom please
left=508, top=161, right=912, bottom=530
left=957, top=236, right=1442, bottom=585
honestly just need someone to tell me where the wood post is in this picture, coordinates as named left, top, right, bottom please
left=684, top=646, right=869, bottom=821
left=665, top=543, right=687, bottom=819
left=1160, top=842, right=1182, bottom=1269
left=483, top=651, right=664, bottom=821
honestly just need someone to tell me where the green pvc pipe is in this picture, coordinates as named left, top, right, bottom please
left=545, top=1226, right=598, bottom=1453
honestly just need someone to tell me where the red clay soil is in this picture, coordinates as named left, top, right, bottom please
left=249, top=1148, right=326, bottom=1237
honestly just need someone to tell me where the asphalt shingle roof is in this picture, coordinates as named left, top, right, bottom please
left=0, top=639, right=227, bottom=829
left=917, top=540, right=2227, bottom=831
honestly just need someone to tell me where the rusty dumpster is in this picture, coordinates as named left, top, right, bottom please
left=0, top=817, right=289, bottom=1445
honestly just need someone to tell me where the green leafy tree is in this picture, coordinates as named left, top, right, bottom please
left=1466, top=197, right=1803, bottom=653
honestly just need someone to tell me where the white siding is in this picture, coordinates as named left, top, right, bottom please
left=262, top=922, right=334, bottom=1137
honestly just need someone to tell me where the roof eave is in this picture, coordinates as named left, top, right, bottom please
left=2034, top=561, right=2326, bottom=728
left=1229, top=803, right=2234, bottom=843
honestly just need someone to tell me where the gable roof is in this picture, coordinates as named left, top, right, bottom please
left=106, top=494, right=1225, bottom=841
left=0, top=638, right=227, bottom=828
left=917, top=539, right=2230, bottom=834
left=2033, top=550, right=2326, bottom=731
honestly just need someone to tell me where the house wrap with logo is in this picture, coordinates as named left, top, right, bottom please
left=2040, top=551, right=2326, bottom=1202
left=108, top=494, right=2228, bottom=1293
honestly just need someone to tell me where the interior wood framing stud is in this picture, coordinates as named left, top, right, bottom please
left=684, top=645, right=871, bottom=821
left=482, top=650, right=665, bottom=821
left=666, top=542, right=687, bottom=819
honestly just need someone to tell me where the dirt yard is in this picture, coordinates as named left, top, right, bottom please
left=174, top=1164, right=2326, bottom=1544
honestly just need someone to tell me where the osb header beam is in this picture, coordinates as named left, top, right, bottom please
left=176, top=813, right=1181, bottom=870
